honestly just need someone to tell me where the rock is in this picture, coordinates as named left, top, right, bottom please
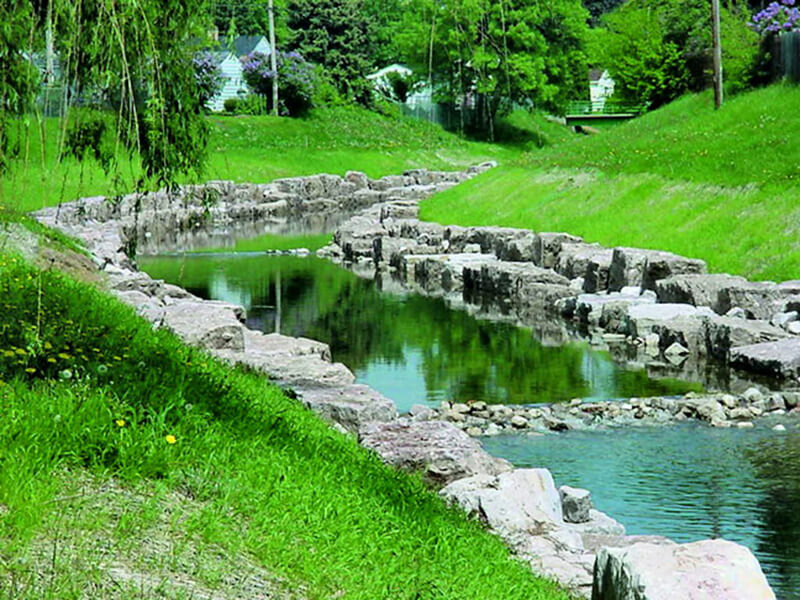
left=737, top=421, right=755, bottom=429
left=161, top=301, right=246, bottom=351
left=560, top=486, right=593, bottom=524
left=494, top=232, right=538, bottom=262
left=569, top=509, right=626, bottom=537
left=359, top=420, right=512, bottom=486
left=296, top=384, right=397, bottom=433
left=592, top=539, right=776, bottom=600
left=655, top=273, right=748, bottom=314
left=511, top=415, right=529, bottom=428
left=555, top=244, right=614, bottom=293
left=730, top=338, right=800, bottom=379
left=703, top=316, right=789, bottom=361
left=771, top=311, right=799, bottom=329
left=114, top=289, right=166, bottom=323
left=609, top=247, right=707, bottom=292
left=534, top=233, right=584, bottom=268
left=440, top=469, right=566, bottom=535
left=664, top=342, right=689, bottom=357
left=726, top=307, right=747, bottom=319
left=716, top=281, right=795, bottom=320
left=773, top=424, right=787, bottom=432
left=573, top=291, right=656, bottom=328
left=789, top=321, right=800, bottom=335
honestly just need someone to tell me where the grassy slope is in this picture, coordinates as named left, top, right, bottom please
left=420, top=85, right=800, bottom=281
left=0, top=250, right=569, bottom=600
left=0, top=110, right=572, bottom=597
left=0, top=107, right=526, bottom=215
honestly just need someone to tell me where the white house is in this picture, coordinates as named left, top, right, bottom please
left=589, top=69, right=615, bottom=111
left=366, top=64, right=433, bottom=111
left=207, top=35, right=271, bottom=112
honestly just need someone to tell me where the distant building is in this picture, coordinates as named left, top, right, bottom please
left=206, top=35, right=272, bottom=112
left=589, top=69, right=615, bottom=111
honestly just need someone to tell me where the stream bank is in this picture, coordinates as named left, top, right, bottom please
left=34, top=165, right=783, bottom=599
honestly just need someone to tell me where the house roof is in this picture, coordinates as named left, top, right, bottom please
left=367, top=64, right=412, bottom=80
left=588, top=69, right=605, bottom=82
left=233, top=35, right=268, bottom=57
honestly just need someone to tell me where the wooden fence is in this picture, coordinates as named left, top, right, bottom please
left=774, top=31, right=800, bottom=82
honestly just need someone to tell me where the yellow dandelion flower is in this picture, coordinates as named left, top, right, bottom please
left=58, top=353, right=71, bottom=360
left=115, top=419, right=126, bottom=427
left=15, top=349, right=26, bottom=356
left=43, top=341, right=52, bottom=350
left=165, top=434, right=177, bottom=445
left=47, top=357, right=57, bottom=364
left=25, top=368, right=36, bottom=374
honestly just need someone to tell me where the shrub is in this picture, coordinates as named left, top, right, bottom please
left=193, top=52, right=224, bottom=107
left=750, top=1, right=800, bottom=34
left=223, top=97, right=239, bottom=113
left=241, top=51, right=316, bottom=116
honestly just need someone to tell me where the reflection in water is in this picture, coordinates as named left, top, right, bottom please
left=483, top=423, right=800, bottom=599
left=140, top=253, right=697, bottom=412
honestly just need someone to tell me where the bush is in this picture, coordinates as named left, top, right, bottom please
left=223, top=97, right=239, bottom=113
left=241, top=51, right=316, bottom=116
left=193, top=52, right=224, bottom=107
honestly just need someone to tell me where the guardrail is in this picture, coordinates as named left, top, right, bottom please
left=566, top=101, right=646, bottom=116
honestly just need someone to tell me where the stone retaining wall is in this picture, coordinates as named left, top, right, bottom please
left=33, top=165, right=777, bottom=599
left=324, top=192, right=800, bottom=394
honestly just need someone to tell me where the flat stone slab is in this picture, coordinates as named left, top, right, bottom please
left=592, top=539, right=775, bottom=600
left=359, top=419, right=512, bottom=486
left=730, top=337, right=800, bottom=380
left=295, top=384, right=397, bottom=433
left=623, top=303, right=714, bottom=337
left=704, top=316, right=789, bottom=361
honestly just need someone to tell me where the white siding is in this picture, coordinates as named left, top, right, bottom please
left=207, top=39, right=272, bottom=112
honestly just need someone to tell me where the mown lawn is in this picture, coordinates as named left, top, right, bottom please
left=420, top=84, right=800, bottom=282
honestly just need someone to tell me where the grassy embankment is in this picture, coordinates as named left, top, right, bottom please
left=0, top=109, right=572, bottom=598
left=0, top=106, right=562, bottom=215
left=421, top=84, right=800, bottom=282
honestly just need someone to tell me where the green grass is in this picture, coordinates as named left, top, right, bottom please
left=0, top=106, right=542, bottom=215
left=0, top=252, right=570, bottom=600
left=420, top=84, right=800, bottom=281
left=185, top=232, right=333, bottom=254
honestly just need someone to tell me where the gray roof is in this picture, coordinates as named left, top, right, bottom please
left=233, top=35, right=267, bottom=57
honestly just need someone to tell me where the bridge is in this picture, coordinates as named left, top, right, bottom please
left=565, top=101, right=645, bottom=126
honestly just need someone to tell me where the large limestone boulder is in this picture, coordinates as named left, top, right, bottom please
left=555, top=244, right=614, bottom=293
left=570, top=292, right=656, bottom=329
left=703, top=316, right=789, bottom=361
left=494, top=232, right=538, bottom=262
left=655, top=273, right=748, bottom=314
left=609, top=248, right=707, bottom=292
left=161, top=301, right=246, bottom=351
left=359, top=419, right=512, bottom=486
left=592, top=539, right=776, bottom=600
left=534, top=233, right=584, bottom=268
left=622, top=304, right=714, bottom=338
left=560, top=486, right=593, bottom=524
left=441, top=469, right=565, bottom=534
left=463, top=262, right=570, bottom=308
left=730, top=338, right=800, bottom=380
left=296, top=384, right=397, bottom=433
left=716, top=281, right=800, bottom=320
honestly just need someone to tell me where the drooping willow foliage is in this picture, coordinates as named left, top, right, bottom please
left=1, top=0, right=210, bottom=189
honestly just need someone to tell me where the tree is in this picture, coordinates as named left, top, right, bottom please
left=241, top=50, right=316, bottom=115
left=397, top=0, right=590, bottom=138
left=596, top=0, right=759, bottom=107
left=285, top=0, right=377, bottom=104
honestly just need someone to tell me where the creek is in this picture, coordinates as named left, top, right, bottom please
left=140, top=252, right=800, bottom=598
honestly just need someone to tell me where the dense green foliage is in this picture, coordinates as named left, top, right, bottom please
left=0, top=251, right=571, bottom=599
left=591, top=0, right=759, bottom=107
left=397, top=0, right=590, bottom=135
left=421, top=84, right=800, bottom=281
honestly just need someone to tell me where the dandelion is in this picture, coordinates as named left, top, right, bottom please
left=115, top=419, right=126, bottom=427
left=25, top=367, right=36, bottom=374
left=165, top=434, right=177, bottom=445
left=58, top=353, right=71, bottom=360
left=47, top=357, right=57, bottom=364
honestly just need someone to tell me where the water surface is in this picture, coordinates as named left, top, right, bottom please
left=139, top=253, right=697, bottom=412
left=483, top=423, right=800, bottom=599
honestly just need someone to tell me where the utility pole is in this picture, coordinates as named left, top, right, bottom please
left=45, top=0, right=54, bottom=85
left=711, top=0, right=723, bottom=109
left=268, top=0, right=279, bottom=116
